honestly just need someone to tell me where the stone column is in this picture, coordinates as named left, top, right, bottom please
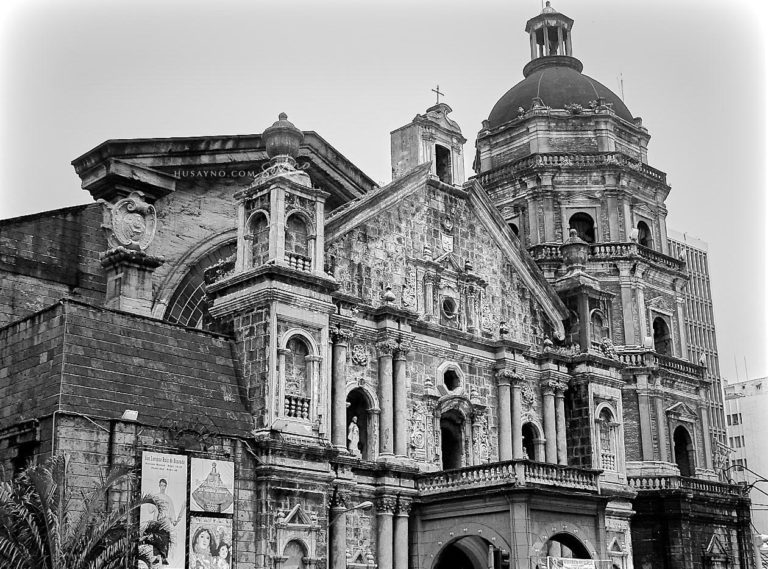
left=635, top=265, right=648, bottom=342
left=423, top=273, right=435, bottom=320
left=556, top=26, right=564, bottom=55
left=393, top=347, right=409, bottom=457
left=331, top=329, right=352, bottom=451
left=674, top=279, right=688, bottom=358
left=377, top=340, right=397, bottom=457
left=496, top=371, right=513, bottom=461
left=376, top=496, right=396, bottom=569
left=527, top=197, right=540, bottom=245
left=542, top=381, right=557, bottom=464
left=699, top=386, right=713, bottom=470
left=511, top=373, right=524, bottom=460
left=653, top=383, right=669, bottom=462
left=577, top=291, right=591, bottom=352
left=555, top=381, right=568, bottom=466
left=394, top=497, right=411, bottom=569
left=606, top=189, right=619, bottom=241
left=329, top=491, right=347, bottom=569
left=530, top=31, right=537, bottom=60
left=617, top=262, right=635, bottom=345
left=636, top=373, right=654, bottom=461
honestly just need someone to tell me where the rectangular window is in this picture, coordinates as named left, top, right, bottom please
left=727, top=414, right=732, bottom=426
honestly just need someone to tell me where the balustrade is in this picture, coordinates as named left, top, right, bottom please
left=284, top=394, right=311, bottom=419
left=285, top=251, right=311, bottom=271
left=628, top=475, right=744, bottom=496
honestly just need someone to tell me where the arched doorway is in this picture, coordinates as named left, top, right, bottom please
left=569, top=212, right=596, bottom=243
left=440, top=410, right=464, bottom=470
left=673, top=425, right=695, bottom=477
left=522, top=422, right=543, bottom=461
left=434, top=536, right=505, bottom=569
left=544, top=532, right=592, bottom=559
left=637, top=221, right=652, bottom=248
left=652, top=316, right=671, bottom=355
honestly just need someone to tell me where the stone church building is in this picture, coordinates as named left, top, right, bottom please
left=0, top=4, right=755, bottom=569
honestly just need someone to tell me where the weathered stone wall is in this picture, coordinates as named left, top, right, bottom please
left=0, top=204, right=106, bottom=326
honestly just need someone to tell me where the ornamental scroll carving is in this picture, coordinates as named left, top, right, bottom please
left=101, top=191, right=157, bottom=251
left=409, top=401, right=427, bottom=455
left=350, top=345, right=370, bottom=367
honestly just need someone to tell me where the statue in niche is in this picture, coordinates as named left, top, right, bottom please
left=348, top=416, right=361, bottom=457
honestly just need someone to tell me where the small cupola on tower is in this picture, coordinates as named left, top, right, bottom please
left=526, top=1, right=574, bottom=60
left=390, top=97, right=466, bottom=185
left=228, top=113, right=328, bottom=278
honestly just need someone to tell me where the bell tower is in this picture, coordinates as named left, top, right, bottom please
left=207, top=113, right=335, bottom=438
left=390, top=101, right=466, bottom=185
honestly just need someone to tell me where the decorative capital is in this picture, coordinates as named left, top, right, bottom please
left=330, top=488, right=348, bottom=510
left=101, top=191, right=157, bottom=252
left=376, top=339, right=399, bottom=357
left=331, top=327, right=354, bottom=345
left=542, top=379, right=568, bottom=395
left=394, top=347, right=409, bottom=361
left=496, top=369, right=525, bottom=385
left=395, top=496, right=412, bottom=516
left=376, top=496, right=397, bottom=514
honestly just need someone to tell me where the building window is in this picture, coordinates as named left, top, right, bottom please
left=652, top=316, right=672, bottom=355
left=284, top=336, right=311, bottom=420
left=440, top=410, right=464, bottom=470
left=509, top=222, right=519, bottom=236
left=248, top=212, right=270, bottom=267
left=443, top=368, right=460, bottom=391
left=283, top=540, right=307, bottom=569
left=637, top=220, right=652, bottom=248
left=569, top=212, right=596, bottom=243
left=285, top=213, right=310, bottom=269
left=346, top=388, right=375, bottom=460
left=673, top=425, right=695, bottom=477
left=442, top=296, right=458, bottom=319
left=597, top=407, right=618, bottom=471
left=522, top=422, right=543, bottom=461
left=435, top=144, right=453, bottom=185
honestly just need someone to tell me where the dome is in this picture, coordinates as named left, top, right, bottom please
left=487, top=57, right=633, bottom=128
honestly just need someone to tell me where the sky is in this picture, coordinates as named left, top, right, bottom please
left=0, top=0, right=766, bottom=380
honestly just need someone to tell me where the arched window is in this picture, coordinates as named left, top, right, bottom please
left=285, top=214, right=310, bottom=269
left=673, top=425, right=694, bottom=477
left=248, top=212, right=270, bottom=267
left=653, top=317, right=672, bottom=355
left=284, top=336, right=311, bottom=420
left=346, top=388, right=374, bottom=460
left=545, top=533, right=591, bottom=559
left=435, top=144, right=453, bottom=184
left=508, top=222, right=519, bottom=236
left=590, top=309, right=610, bottom=343
left=569, top=212, right=596, bottom=243
left=637, top=221, right=652, bottom=248
left=283, top=540, right=307, bottom=569
left=598, top=407, right=617, bottom=471
left=522, top=422, right=539, bottom=461
left=440, top=410, right=464, bottom=470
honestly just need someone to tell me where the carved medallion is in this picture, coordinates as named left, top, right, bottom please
left=103, top=191, right=157, bottom=251
left=350, top=345, right=370, bottom=367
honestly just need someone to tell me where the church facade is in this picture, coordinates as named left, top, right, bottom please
left=0, top=4, right=755, bottom=569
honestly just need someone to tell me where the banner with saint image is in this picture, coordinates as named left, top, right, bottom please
left=189, top=516, right=233, bottom=569
left=189, top=458, right=235, bottom=514
left=139, top=451, right=188, bottom=569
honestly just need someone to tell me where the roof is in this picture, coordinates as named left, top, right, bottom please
left=0, top=300, right=253, bottom=436
left=488, top=57, right=633, bottom=128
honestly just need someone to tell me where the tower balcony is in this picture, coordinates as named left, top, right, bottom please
left=416, top=459, right=601, bottom=498
left=628, top=474, right=746, bottom=498
left=615, top=347, right=706, bottom=379
left=529, top=241, right=686, bottom=273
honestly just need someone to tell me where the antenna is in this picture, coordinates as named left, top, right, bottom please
left=743, top=356, right=749, bottom=381
left=734, top=354, right=740, bottom=381
left=617, top=73, right=625, bottom=101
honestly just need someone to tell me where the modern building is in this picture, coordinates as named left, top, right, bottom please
left=725, top=377, right=768, bottom=536
left=0, top=4, right=755, bottom=569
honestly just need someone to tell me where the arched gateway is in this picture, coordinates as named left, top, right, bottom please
left=434, top=536, right=508, bottom=569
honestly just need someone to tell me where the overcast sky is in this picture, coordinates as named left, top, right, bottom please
left=0, top=0, right=765, bottom=380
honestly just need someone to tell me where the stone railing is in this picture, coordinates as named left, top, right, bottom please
left=524, top=462, right=601, bottom=491
left=529, top=242, right=685, bottom=273
left=417, top=461, right=518, bottom=496
left=417, top=460, right=600, bottom=497
left=285, top=252, right=311, bottom=271
left=476, top=152, right=667, bottom=186
left=615, top=349, right=703, bottom=378
left=656, top=354, right=704, bottom=377
left=284, top=394, right=310, bottom=419
left=628, top=475, right=745, bottom=497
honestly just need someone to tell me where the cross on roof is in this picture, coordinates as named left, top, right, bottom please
left=432, top=84, right=444, bottom=105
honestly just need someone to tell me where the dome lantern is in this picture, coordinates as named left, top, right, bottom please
left=525, top=2, right=575, bottom=62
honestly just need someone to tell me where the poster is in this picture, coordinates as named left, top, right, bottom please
left=139, top=451, right=188, bottom=569
left=189, top=516, right=233, bottom=569
left=190, top=458, right=235, bottom=514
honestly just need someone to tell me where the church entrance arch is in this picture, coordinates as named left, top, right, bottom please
left=433, top=536, right=505, bottom=569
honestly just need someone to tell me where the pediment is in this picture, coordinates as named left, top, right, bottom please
left=666, top=401, right=698, bottom=421
left=283, top=503, right=312, bottom=526
left=704, top=534, right=731, bottom=561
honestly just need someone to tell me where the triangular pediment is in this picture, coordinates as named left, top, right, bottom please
left=608, top=537, right=624, bottom=554
left=666, top=401, right=698, bottom=420
left=284, top=503, right=311, bottom=526
left=705, top=534, right=728, bottom=557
